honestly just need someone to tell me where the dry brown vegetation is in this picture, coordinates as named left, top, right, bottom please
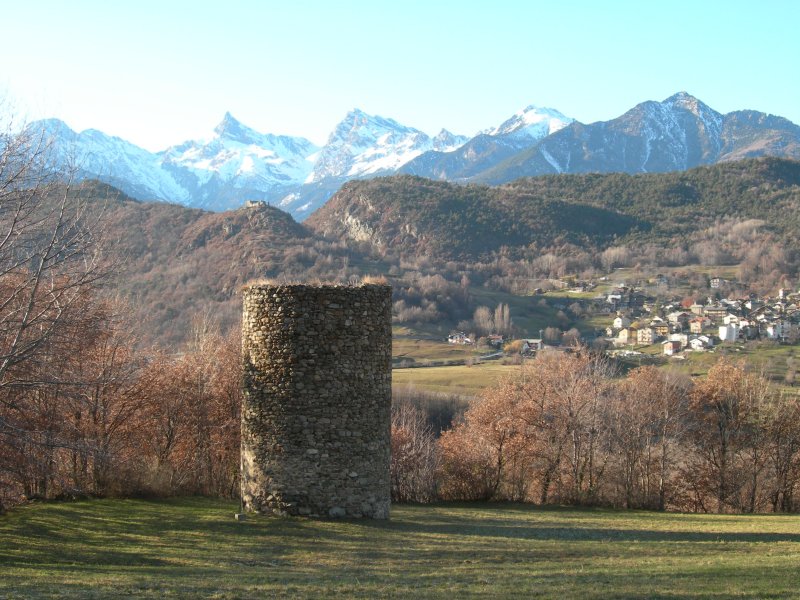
left=434, top=352, right=800, bottom=513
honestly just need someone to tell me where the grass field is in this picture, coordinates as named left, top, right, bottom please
left=393, top=362, right=518, bottom=394
left=653, top=342, right=799, bottom=385
left=392, top=335, right=482, bottom=364
left=2, top=498, right=800, bottom=599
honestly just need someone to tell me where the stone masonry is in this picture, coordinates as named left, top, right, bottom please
left=241, top=283, right=392, bottom=518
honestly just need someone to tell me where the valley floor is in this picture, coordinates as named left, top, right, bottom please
left=1, top=498, right=799, bottom=599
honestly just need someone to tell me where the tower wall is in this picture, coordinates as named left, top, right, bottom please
left=241, top=283, right=392, bottom=518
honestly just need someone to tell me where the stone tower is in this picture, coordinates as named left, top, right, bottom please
left=240, top=283, right=392, bottom=518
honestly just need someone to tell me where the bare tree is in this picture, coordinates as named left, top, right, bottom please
left=473, top=305, right=493, bottom=335
left=391, top=399, right=439, bottom=503
left=0, top=113, right=110, bottom=505
left=0, top=120, right=108, bottom=395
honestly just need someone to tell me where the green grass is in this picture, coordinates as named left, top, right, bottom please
left=392, top=335, right=482, bottom=363
left=2, top=498, right=800, bottom=599
left=659, top=342, right=799, bottom=385
left=393, top=362, right=518, bottom=394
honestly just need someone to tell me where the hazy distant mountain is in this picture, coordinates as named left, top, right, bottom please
left=477, top=92, right=800, bottom=183
left=30, top=93, right=800, bottom=218
left=29, top=114, right=319, bottom=211
left=274, top=109, right=469, bottom=216
left=159, top=112, right=319, bottom=211
left=399, top=106, right=573, bottom=181
left=30, top=118, right=192, bottom=203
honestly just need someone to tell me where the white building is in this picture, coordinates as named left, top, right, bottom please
left=719, top=324, right=739, bottom=342
left=613, top=315, right=631, bottom=329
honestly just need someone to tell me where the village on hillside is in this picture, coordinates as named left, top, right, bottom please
left=447, top=274, right=800, bottom=363
left=600, top=284, right=799, bottom=357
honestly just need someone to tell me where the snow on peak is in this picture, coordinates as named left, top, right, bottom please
left=433, top=129, right=469, bottom=152
left=330, top=109, right=421, bottom=143
left=213, top=111, right=258, bottom=143
left=664, top=91, right=697, bottom=107
left=486, top=105, right=573, bottom=139
left=662, top=92, right=720, bottom=120
left=309, top=109, right=440, bottom=182
left=161, top=113, right=320, bottom=195
left=25, top=118, right=192, bottom=203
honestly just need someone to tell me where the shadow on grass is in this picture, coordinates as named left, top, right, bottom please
left=2, top=499, right=800, bottom=599
left=346, top=503, right=800, bottom=545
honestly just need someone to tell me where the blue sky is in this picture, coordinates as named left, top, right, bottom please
left=1, top=0, right=797, bottom=151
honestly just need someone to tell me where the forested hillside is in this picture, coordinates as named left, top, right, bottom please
left=505, top=157, right=800, bottom=239
left=79, top=157, right=800, bottom=345
left=98, top=192, right=362, bottom=346
left=311, top=158, right=800, bottom=255
left=306, top=175, right=643, bottom=260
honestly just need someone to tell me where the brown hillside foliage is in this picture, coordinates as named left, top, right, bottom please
left=0, top=293, right=242, bottom=506
left=438, top=353, right=800, bottom=513
left=135, top=327, right=240, bottom=497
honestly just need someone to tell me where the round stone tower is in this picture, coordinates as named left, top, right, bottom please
left=240, top=283, right=392, bottom=518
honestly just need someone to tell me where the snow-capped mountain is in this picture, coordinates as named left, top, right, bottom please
left=28, top=118, right=192, bottom=203
left=31, top=109, right=469, bottom=214
left=28, top=93, right=800, bottom=219
left=270, top=109, right=470, bottom=217
left=161, top=112, right=318, bottom=187
left=307, top=109, right=467, bottom=183
left=433, top=129, right=468, bottom=151
left=27, top=114, right=320, bottom=211
left=158, top=113, right=319, bottom=210
left=477, top=92, right=800, bottom=183
left=399, top=105, right=574, bottom=181
left=483, top=105, right=573, bottom=140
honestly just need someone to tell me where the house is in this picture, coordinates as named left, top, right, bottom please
left=719, top=324, right=739, bottom=342
left=448, top=332, right=473, bottom=345
left=704, top=305, right=730, bottom=321
left=723, top=314, right=740, bottom=326
left=637, top=327, right=656, bottom=345
left=486, top=334, right=505, bottom=348
left=765, top=320, right=791, bottom=341
left=745, top=299, right=764, bottom=312
left=662, top=340, right=682, bottom=356
left=521, top=339, right=544, bottom=354
left=627, top=292, right=647, bottom=310
left=667, top=311, right=691, bottom=327
left=669, top=333, right=689, bottom=347
left=689, top=303, right=705, bottom=316
left=697, top=334, right=715, bottom=347
left=613, top=315, right=631, bottom=329
left=652, top=322, right=671, bottom=338
left=710, top=277, right=728, bottom=289
left=606, top=293, right=623, bottom=308
left=689, top=317, right=711, bottom=334
left=689, top=336, right=714, bottom=351
left=617, top=327, right=636, bottom=345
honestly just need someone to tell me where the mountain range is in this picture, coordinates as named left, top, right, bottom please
left=33, top=93, right=800, bottom=218
left=86, top=156, right=800, bottom=347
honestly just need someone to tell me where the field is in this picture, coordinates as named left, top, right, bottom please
left=2, top=498, right=800, bottom=599
left=393, top=362, right=518, bottom=395
left=392, top=331, right=483, bottom=365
